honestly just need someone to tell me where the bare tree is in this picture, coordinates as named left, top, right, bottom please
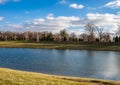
left=102, top=33, right=111, bottom=42
left=36, top=33, right=40, bottom=43
left=60, top=29, right=68, bottom=41
left=70, top=32, right=76, bottom=41
left=85, top=23, right=96, bottom=42
left=53, top=33, right=61, bottom=42
left=24, top=32, right=29, bottom=41
left=117, top=25, right=120, bottom=36
left=80, top=33, right=88, bottom=42
left=95, top=26, right=105, bottom=42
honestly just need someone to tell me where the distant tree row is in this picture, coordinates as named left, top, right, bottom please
left=114, top=36, right=120, bottom=43
left=0, top=23, right=119, bottom=43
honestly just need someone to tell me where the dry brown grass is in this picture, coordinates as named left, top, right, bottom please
left=0, top=68, right=120, bottom=85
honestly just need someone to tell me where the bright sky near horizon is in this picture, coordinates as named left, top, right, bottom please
left=0, top=0, right=120, bottom=34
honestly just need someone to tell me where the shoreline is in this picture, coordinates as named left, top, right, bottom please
left=0, top=68, right=120, bottom=85
left=0, top=41, right=119, bottom=51
left=0, top=41, right=120, bottom=84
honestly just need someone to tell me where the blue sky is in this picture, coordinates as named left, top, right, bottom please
left=0, top=0, right=120, bottom=34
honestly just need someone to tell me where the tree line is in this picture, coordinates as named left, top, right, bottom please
left=0, top=23, right=120, bottom=43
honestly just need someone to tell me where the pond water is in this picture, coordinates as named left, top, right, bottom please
left=0, top=48, right=120, bottom=80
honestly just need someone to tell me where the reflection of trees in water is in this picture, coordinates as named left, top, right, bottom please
left=50, top=49, right=68, bottom=68
left=100, top=52, right=120, bottom=80
left=79, top=51, right=98, bottom=77
left=115, top=52, right=120, bottom=72
left=114, top=54, right=120, bottom=79
left=52, top=49, right=67, bottom=61
left=86, top=51, right=96, bottom=57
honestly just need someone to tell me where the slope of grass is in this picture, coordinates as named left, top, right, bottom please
left=0, top=68, right=120, bottom=85
left=0, top=41, right=119, bottom=51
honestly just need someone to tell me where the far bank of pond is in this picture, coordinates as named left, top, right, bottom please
left=0, top=41, right=119, bottom=51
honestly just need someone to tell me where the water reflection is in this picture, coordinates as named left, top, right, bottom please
left=101, top=52, right=120, bottom=80
left=0, top=48, right=120, bottom=80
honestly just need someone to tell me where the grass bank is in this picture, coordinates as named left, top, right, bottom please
left=0, top=68, right=120, bottom=85
left=0, top=41, right=119, bottom=51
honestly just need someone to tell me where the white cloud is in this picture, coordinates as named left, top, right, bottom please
left=0, top=0, right=20, bottom=4
left=4, top=13, right=120, bottom=34
left=6, top=24, right=23, bottom=29
left=104, top=0, right=120, bottom=9
left=86, top=13, right=120, bottom=32
left=0, top=0, right=8, bottom=4
left=46, top=13, right=54, bottom=20
left=59, top=0, right=67, bottom=4
left=5, top=14, right=81, bottom=33
left=2, top=23, right=23, bottom=32
left=0, top=17, right=4, bottom=21
left=69, top=3, right=84, bottom=9
left=24, top=14, right=81, bottom=32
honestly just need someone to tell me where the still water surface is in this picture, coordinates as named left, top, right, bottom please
left=0, top=48, right=120, bottom=80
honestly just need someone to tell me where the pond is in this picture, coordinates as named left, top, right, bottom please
left=0, top=48, right=120, bottom=80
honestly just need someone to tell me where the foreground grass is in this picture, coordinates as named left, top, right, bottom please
left=0, top=68, right=120, bottom=85
left=0, top=41, right=119, bottom=51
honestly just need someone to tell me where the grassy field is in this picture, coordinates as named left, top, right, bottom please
left=0, top=41, right=119, bottom=51
left=0, top=68, right=120, bottom=85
